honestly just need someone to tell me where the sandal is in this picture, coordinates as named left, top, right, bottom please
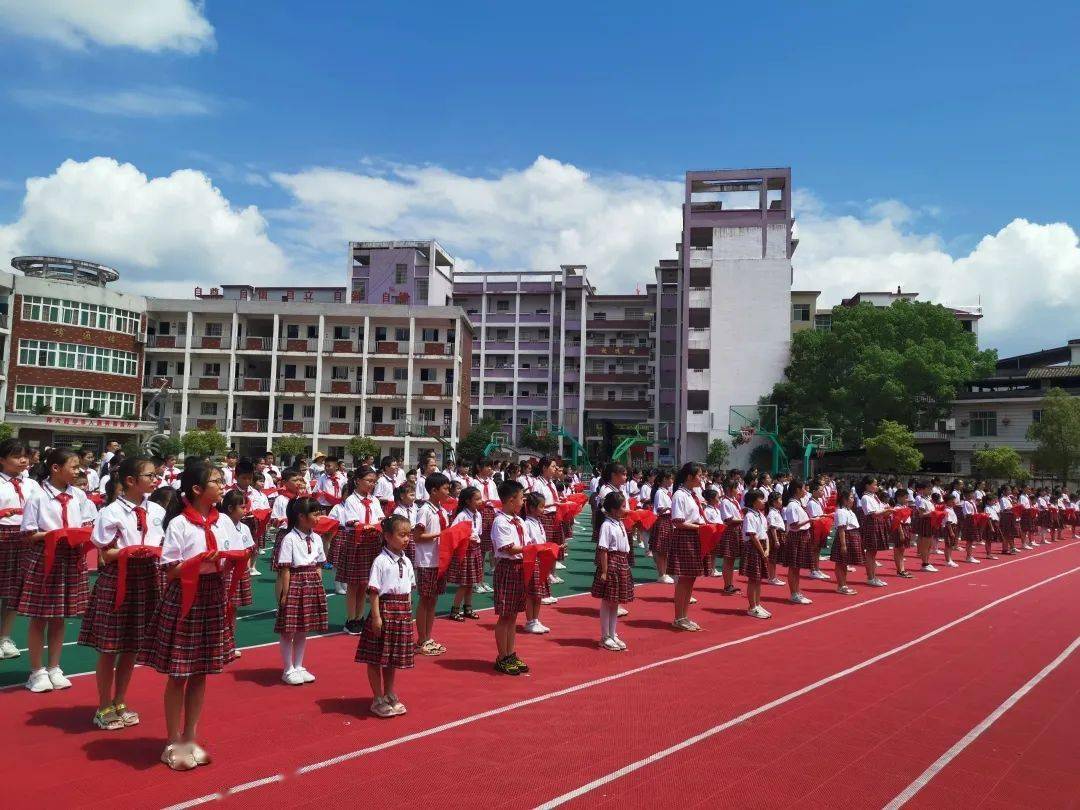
left=448, top=610, right=465, bottom=622
left=385, top=693, right=407, bottom=715
left=191, top=743, right=211, bottom=766
left=93, top=707, right=124, bottom=731
left=161, top=743, right=197, bottom=771
left=112, top=702, right=140, bottom=727
left=419, top=640, right=444, bottom=656
left=462, top=607, right=480, bottom=620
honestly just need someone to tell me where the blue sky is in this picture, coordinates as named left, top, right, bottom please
left=0, top=1, right=1078, bottom=354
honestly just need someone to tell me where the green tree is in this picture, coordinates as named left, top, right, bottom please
left=1027, top=387, right=1080, bottom=484
left=972, top=446, right=1029, bottom=484
left=345, top=435, right=380, bottom=464
left=766, top=300, right=997, bottom=453
left=0, top=423, right=12, bottom=442
left=706, top=438, right=731, bottom=468
left=181, top=428, right=229, bottom=460
left=456, top=417, right=501, bottom=464
left=272, top=434, right=310, bottom=463
left=864, top=420, right=923, bottom=474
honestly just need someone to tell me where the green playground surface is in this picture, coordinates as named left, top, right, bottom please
left=0, top=508, right=665, bottom=688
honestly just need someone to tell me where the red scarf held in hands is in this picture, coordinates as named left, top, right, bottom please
left=435, top=521, right=473, bottom=577
left=811, top=514, right=835, bottom=545
left=314, top=516, right=341, bottom=536
left=697, top=523, right=724, bottom=558
left=622, top=509, right=657, bottom=532
left=522, top=541, right=560, bottom=585
left=888, top=507, right=912, bottom=532
left=113, top=545, right=162, bottom=609
left=41, top=526, right=94, bottom=577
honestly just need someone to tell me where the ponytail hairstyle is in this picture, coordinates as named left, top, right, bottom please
left=600, top=462, right=627, bottom=486
left=164, top=460, right=222, bottom=528
left=673, top=462, right=703, bottom=493
left=651, top=470, right=673, bottom=509
left=856, top=475, right=877, bottom=498
left=112, top=455, right=153, bottom=505
left=378, top=455, right=396, bottom=475
left=382, top=513, right=410, bottom=539
left=744, top=489, right=764, bottom=512
left=149, top=485, right=179, bottom=513
left=40, top=447, right=79, bottom=485
left=602, top=490, right=626, bottom=516
left=285, top=495, right=323, bottom=533
left=219, top=488, right=247, bottom=516
left=766, top=490, right=783, bottom=512
left=348, top=465, right=377, bottom=499
left=524, top=490, right=546, bottom=516
left=782, top=478, right=806, bottom=507
left=454, top=485, right=480, bottom=519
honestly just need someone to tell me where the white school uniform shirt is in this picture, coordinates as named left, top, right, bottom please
left=393, top=503, right=419, bottom=525
left=308, top=462, right=324, bottom=479
left=961, top=500, right=977, bottom=517
left=98, top=474, right=110, bottom=495
left=235, top=520, right=256, bottom=550
left=91, top=496, right=166, bottom=549
left=671, top=488, right=705, bottom=524
left=652, top=487, right=672, bottom=514
left=531, top=476, right=561, bottom=513
left=627, top=479, right=640, bottom=497
left=859, top=493, right=885, bottom=514
left=0, top=472, right=40, bottom=527
left=414, top=501, right=448, bottom=568
left=835, top=506, right=860, bottom=530
left=914, top=494, right=933, bottom=514
left=951, top=489, right=962, bottom=503
left=594, top=482, right=617, bottom=513
left=271, top=492, right=297, bottom=526
left=986, top=504, right=1001, bottom=522
left=767, top=507, right=785, bottom=531
left=524, top=515, right=547, bottom=545
left=452, top=508, right=482, bottom=543
left=999, top=495, right=1013, bottom=510
left=703, top=504, right=723, bottom=525
left=782, top=500, right=811, bottom=531
left=742, top=509, right=768, bottom=542
left=373, top=473, right=397, bottom=502
left=239, top=485, right=270, bottom=512
left=1019, top=493, right=1031, bottom=507
left=331, top=492, right=385, bottom=526
left=21, top=481, right=95, bottom=532
left=806, top=498, right=824, bottom=518
left=261, top=470, right=277, bottom=497
left=368, top=548, right=415, bottom=596
left=589, top=476, right=600, bottom=494
left=974, top=489, right=985, bottom=502
left=491, top=511, right=526, bottom=560
left=159, top=511, right=241, bottom=574
left=719, top=496, right=743, bottom=524
left=160, top=465, right=182, bottom=490
left=597, top=517, right=630, bottom=552
left=773, top=482, right=784, bottom=495
left=931, top=485, right=944, bottom=497
left=276, top=528, right=326, bottom=567
left=81, top=467, right=100, bottom=493
left=944, top=506, right=958, bottom=525
left=1036, top=495, right=1050, bottom=510
left=314, top=472, right=344, bottom=506
left=221, top=466, right=237, bottom=488
left=475, top=477, right=499, bottom=502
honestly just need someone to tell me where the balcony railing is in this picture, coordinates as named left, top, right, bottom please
left=236, top=377, right=271, bottom=392
left=192, top=417, right=228, bottom=430
left=231, top=418, right=269, bottom=433
left=414, top=341, right=455, bottom=356
left=275, top=417, right=315, bottom=433
left=142, top=375, right=175, bottom=388
left=368, top=419, right=405, bottom=437
left=412, top=381, right=454, bottom=397
left=196, top=376, right=226, bottom=391
left=191, top=335, right=232, bottom=350
left=278, top=337, right=319, bottom=352
left=277, top=378, right=317, bottom=394
left=322, top=338, right=364, bottom=353
left=321, top=379, right=363, bottom=394
left=239, top=336, right=272, bottom=351
left=369, top=340, right=410, bottom=355
left=146, top=334, right=188, bottom=348
left=367, top=380, right=408, bottom=396
left=319, top=420, right=354, bottom=436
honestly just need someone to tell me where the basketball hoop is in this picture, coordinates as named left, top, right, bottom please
left=739, top=426, right=754, bottom=443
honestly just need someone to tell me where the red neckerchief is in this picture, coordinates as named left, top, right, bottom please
left=182, top=505, right=219, bottom=552
left=2, top=473, right=24, bottom=505
left=358, top=494, right=372, bottom=523
left=680, top=487, right=706, bottom=521
left=47, top=485, right=73, bottom=528
left=724, top=495, right=743, bottom=518
left=543, top=477, right=559, bottom=503
left=330, top=476, right=341, bottom=496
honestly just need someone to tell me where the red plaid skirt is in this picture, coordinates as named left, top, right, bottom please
left=274, top=567, right=329, bottom=634
left=591, top=550, right=633, bottom=603
left=17, top=540, right=90, bottom=618
left=892, top=524, right=913, bottom=549
left=859, top=512, right=889, bottom=552
left=649, top=514, right=673, bottom=555
left=960, top=516, right=983, bottom=543
left=941, top=524, right=959, bottom=548
left=223, top=564, right=253, bottom=607
left=665, top=525, right=708, bottom=578
left=1001, top=511, right=1019, bottom=539
left=769, top=529, right=785, bottom=563
left=718, top=524, right=743, bottom=559
left=779, top=529, right=814, bottom=571
left=912, top=514, right=934, bottom=537
left=829, top=528, right=866, bottom=566
left=448, top=542, right=484, bottom=586
left=0, top=525, right=28, bottom=602
left=335, top=527, right=382, bottom=588
left=524, top=556, right=550, bottom=599
left=355, top=593, right=415, bottom=669
left=78, top=558, right=159, bottom=654
left=1039, top=510, right=1060, bottom=529
left=326, top=528, right=343, bottom=568
left=538, top=511, right=557, bottom=544
left=1020, top=511, right=1036, bottom=533
left=270, top=526, right=289, bottom=572
left=493, top=558, right=526, bottom=617
left=740, top=540, right=768, bottom=582
left=480, top=504, right=496, bottom=554
left=138, top=573, right=231, bottom=677
left=416, top=566, right=446, bottom=598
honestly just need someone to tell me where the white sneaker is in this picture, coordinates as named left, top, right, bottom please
left=965, top=557, right=981, bottom=564
left=540, top=595, right=558, bottom=605
left=26, top=668, right=53, bottom=692
left=249, top=567, right=261, bottom=577
left=47, top=667, right=72, bottom=689
left=617, top=606, right=629, bottom=617
left=689, top=596, right=697, bottom=604
left=554, top=561, right=567, bottom=570
left=659, top=574, right=675, bottom=584
left=946, top=560, right=959, bottom=568
left=766, top=577, right=786, bottom=586
left=922, top=564, right=939, bottom=573
left=672, top=618, right=699, bottom=632
left=297, top=667, right=316, bottom=683
left=1023, top=544, right=1034, bottom=550
left=481, top=582, right=494, bottom=593
left=809, top=569, right=831, bottom=580
left=867, top=578, right=888, bottom=587
left=612, top=635, right=628, bottom=650
left=334, top=582, right=347, bottom=595
left=524, top=620, right=547, bottom=634
left=711, top=568, right=722, bottom=577
left=600, top=637, right=622, bottom=651
left=282, top=669, right=304, bottom=685
left=748, top=605, right=771, bottom=619
left=0, top=637, right=19, bottom=659
left=935, top=548, right=945, bottom=555
left=473, top=583, right=486, bottom=594
left=789, top=593, right=812, bottom=605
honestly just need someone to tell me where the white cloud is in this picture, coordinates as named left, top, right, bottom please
left=271, top=156, right=683, bottom=293
left=11, top=85, right=216, bottom=117
left=0, top=0, right=214, bottom=53
left=0, top=157, right=289, bottom=295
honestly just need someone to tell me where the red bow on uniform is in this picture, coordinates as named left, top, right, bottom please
left=888, top=507, right=912, bottom=532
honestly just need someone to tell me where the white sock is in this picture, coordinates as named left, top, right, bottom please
left=599, top=602, right=611, bottom=637
left=279, top=634, right=294, bottom=672
left=292, top=633, right=308, bottom=669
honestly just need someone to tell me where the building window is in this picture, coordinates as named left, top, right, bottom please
left=626, top=308, right=643, bottom=320
left=200, top=402, right=218, bottom=416
left=205, top=322, right=223, bottom=337
left=566, top=299, right=577, bottom=311
left=331, top=366, right=349, bottom=380
left=421, top=328, right=438, bottom=342
left=391, top=407, right=406, bottom=421
left=593, top=312, right=606, bottom=320
left=20, top=296, right=140, bottom=335
left=14, top=385, right=136, bottom=418
left=353, top=282, right=366, bottom=302
left=687, top=390, right=709, bottom=411
left=333, top=325, right=350, bottom=340
left=495, top=300, right=510, bottom=312
left=792, top=304, right=811, bottom=322
left=393, top=367, right=408, bottom=381
left=415, top=279, right=428, bottom=302
left=395, top=327, right=410, bottom=341
left=814, top=314, right=832, bottom=332
left=302, top=405, right=315, bottom=418
left=330, top=406, right=347, bottom=420
left=969, top=411, right=997, bottom=437
left=17, top=339, right=138, bottom=377
left=1032, top=409, right=1042, bottom=423
left=304, top=365, right=317, bottom=379
left=395, top=264, right=408, bottom=284
left=418, top=407, right=435, bottom=422
left=286, top=324, right=299, bottom=339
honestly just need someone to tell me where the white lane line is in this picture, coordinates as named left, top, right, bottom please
left=534, top=564, right=1080, bottom=809
left=161, top=543, right=1079, bottom=808
left=883, top=632, right=1080, bottom=809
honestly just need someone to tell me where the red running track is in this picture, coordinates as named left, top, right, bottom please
left=1, top=541, right=1078, bottom=809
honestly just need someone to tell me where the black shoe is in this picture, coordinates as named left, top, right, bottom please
left=343, top=619, right=362, bottom=635
left=510, top=653, right=529, bottom=674
left=448, top=610, right=465, bottom=622
left=494, top=656, right=520, bottom=676
left=897, top=570, right=915, bottom=579
left=462, top=607, right=480, bottom=620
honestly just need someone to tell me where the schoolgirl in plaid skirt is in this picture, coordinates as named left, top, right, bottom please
left=217, top=491, right=256, bottom=665
left=275, top=499, right=329, bottom=686
left=715, top=484, right=744, bottom=594
left=667, top=463, right=708, bottom=632
left=19, top=449, right=96, bottom=694
left=414, top=473, right=451, bottom=657
left=889, top=490, right=915, bottom=579
left=781, top=480, right=815, bottom=604
left=983, top=495, right=1004, bottom=559
left=448, top=488, right=484, bottom=620
left=857, top=478, right=890, bottom=588
left=741, top=492, right=772, bottom=619
left=490, top=482, right=532, bottom=675
left=330, top=468, right=384, bottom=637
left=999, top=490, right=1019, bottom=555
left=0, top=440, right=40, bottom=660
left=357, top=517, right=416, bottom=718
left=79, top=456, right=166, bottom=729
left=830, top=492, right=863, bottom=596
left=138, top=461, right=236, bottom=772
left=648, top=471, right=674, bottom=581
left=765, top=495, right=787, bottom=587
left=959, top=492, right=982, bottom=563
left=522, top=492, right=555, bottom=633
left=594, top=504, right=634, bottom=649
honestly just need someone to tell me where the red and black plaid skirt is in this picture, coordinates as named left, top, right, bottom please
left=480, top=504, right=496, bottom=554
left=524, top=557, right=550, bottom=599
left=649, top=514, right=673, bottom=555
left=892, top=524, right=913, bottom=549
left=78, top=558, right=159, bottom=654
left=538, top=511, right=557, bottom=544
left=1020, top=510, right=1036, bottom=533
left=769, top=529, right=785, bottom=563
left=138, top=573, right=231, bottom=677
left=740, top=540, right=768, bottom=582
left=326, top=528, right=343, bottom=568
left=591, top=550, right=633, bottom=603
left=912, top=514, right=935, bottom=537
left=448, top=542, right=484, bottom=586
left=718, top=524, right=743, bottom=559
left=223, top=564, right=254, bottom=607
left=271, top=526, right=291, bottom=572
left=859, top=512, right=890, bottom=552
left=1001, top=511, right=1019, bottom=539
left=829, top=528, right=865, bottom=566
left=355, top=593, right=415, bottom=670
left=274, top=567, right=328, bottom=634
left=665, top=525, right=708, bottom=578
left=416, top=566, right=446, bottom=598
left=779, top=529, right=814, bottom=571
left=0, top=525, right=29, bottom=602
left=336, top=527, right=382, bottom=588
left=960, top=516, right=983, bottom=543
left=941, top=523, right=959, bottom=548
left=17, top=541, right=90, bottom=619
left=493, top=558, right=526, bottom=617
